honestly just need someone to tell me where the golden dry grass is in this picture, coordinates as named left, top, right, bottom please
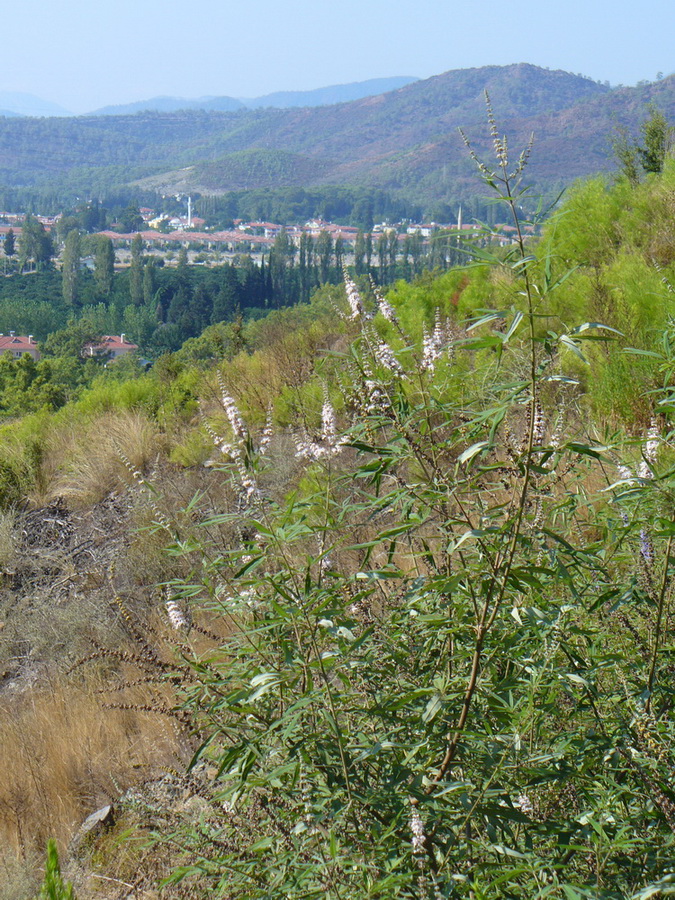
left=47, top=411, right=163, bottom=507
left=0, top=671, right=188, bottom=863
left=0, top=510, right=18, bottom=570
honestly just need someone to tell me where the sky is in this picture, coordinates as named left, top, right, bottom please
left=5, top=0, right=675, bottom=113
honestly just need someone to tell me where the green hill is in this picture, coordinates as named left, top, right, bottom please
left=0, top=63, right=652, bottom=207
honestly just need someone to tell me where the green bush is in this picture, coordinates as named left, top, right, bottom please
left=150, top=109, right=675, bottom=898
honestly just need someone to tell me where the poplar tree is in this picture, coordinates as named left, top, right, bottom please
left=316, top=230, right=332, bottom=284
left=61, top=229, right=81, bottom=307
left=129, top=233, right=144, bottom=306
left=387, top=230, right=398, bottom=276
left=353, top=230, right=366, bottom=275
left=365, top=232, right=373, bottom=272
left=143, top=261, right=155, bottom=305
left=377, top=233, right=388, bottom=283
left=334, top=236, right=344, bottom=274
left=19, top=215, right=53, bottom=272
left=94, top=236, right=114, bottom=298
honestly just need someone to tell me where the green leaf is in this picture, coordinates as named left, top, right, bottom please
left=504, top=310, right=524, bottom=341
left=570, top=321, right=624, bottom=336
left=422, top=695, right=444, bottom=723
left=466, top=311, right=505, bottom=331
left=623, top=348, right=664, bottom=359
left=458, top=440, right=490, bottom=464
left=489, top=843, right=529, bottom=859
left=559, top=333, right=588, bottom=363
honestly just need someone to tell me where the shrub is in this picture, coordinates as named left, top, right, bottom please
left=149, top=103, right=675, bottom=898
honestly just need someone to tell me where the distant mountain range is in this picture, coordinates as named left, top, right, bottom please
left=238, top=77, right=419, bottom=110
left=90, top=95, right=244, bottom=116
left=0, top=64, right=670, bottom=209
left=0, top=78, right=419, bottom=118
left=0, top=91, right=72, bottom=117
left=90, top=77, right=418, bottom=115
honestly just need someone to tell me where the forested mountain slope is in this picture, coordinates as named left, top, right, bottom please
left=0, top=63, right=666, bottom=204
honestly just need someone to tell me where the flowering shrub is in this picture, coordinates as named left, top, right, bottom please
left=157, top=101, right=675, bottom=898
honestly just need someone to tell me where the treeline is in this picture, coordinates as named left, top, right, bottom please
left=190, top=186, right=505, bottom=229
left=0, top=223, right=467, bottom=353
left=196, top=186, right=424, bottom=230
left=0, top=182, right=499, bottom=234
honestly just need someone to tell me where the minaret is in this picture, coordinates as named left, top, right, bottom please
left=187, top=196, right=192, bottom=228
left=457, top=205, right=462, bottom=233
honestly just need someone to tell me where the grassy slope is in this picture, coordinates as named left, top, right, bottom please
left=3, top=164, right=675, bottom=893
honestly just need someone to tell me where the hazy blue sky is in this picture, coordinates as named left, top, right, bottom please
left=8, top=0, right=675, bottom=112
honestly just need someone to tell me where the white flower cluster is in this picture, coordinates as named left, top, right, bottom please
left=259, top=406, right=273, bottom=456
left=218, top=372, right=247, bottom=442
left=370, top=277, right=399, bottom=326
left=550, top=414, right=564, bottom=449
left=344, top=272, right=364, bottom=320
left=374, top=341, right=403, bottom=375
left=421, top=311, right=446, bottom=372
left=166, top=599, right=189, bottom=631
left=410, top=807, right=425, bottom=854
left=216, top=584, right=262, bottom=611
left=533, top=401, right=545, bottom=446
left=616, top=418, right=660, bottom=484
left=364, top=380, right=389, bottom=414
left=516, top=793, right=533, bottom=815
left=208, top=384, right=258, bottom=503
left=488, top=97, right=509, bottom=167
left=638, top=419, right=660, bottom=480
left=202, top=380, right=277, bottom=503
left=640, top=528, right=654, bottom=566
left=295, top=396, right=345, bottom=461
left=321, top=396, right=338, bottom=443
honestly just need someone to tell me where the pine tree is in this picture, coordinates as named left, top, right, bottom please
left=3, top=228, right=15, bottom=258
left=638, top=105, right=673, bottom=174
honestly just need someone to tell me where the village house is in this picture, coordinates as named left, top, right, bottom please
left=83, top=334, right=138, bottom=360
left=0, top=333, right=40, bottom=360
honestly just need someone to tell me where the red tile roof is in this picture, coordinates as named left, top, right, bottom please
left=84, top=335, right=138, bottom=355
left=0, top=334, right=37, bottom=352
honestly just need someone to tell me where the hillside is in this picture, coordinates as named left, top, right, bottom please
left=0, top=63, right=658, bottom=207
left=5, top=151, right=675, bottom=896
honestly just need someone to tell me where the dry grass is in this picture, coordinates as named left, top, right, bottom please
left=0, top=509, right=18, bottom=571
left=0, top=670, right=189, bottom=864
left=46, top=411, right=164, bottom=507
